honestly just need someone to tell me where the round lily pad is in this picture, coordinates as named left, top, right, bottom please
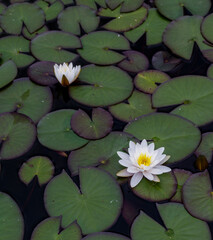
left=28, top=61, right=57, bottom=86
left=202, top=13, right=213, bottom=45
left=183, top=170, right=213, bottom=221
left=58, top=6, right=100, bottom=35
left=68, top=132, right=135, bottom=177
left=0, top=60, right=17, bottom=89
left=109, top=90, right=155, bottom=122
left=31, top=31, right=81, bottom=63
left=106, top=0, right=144, bottom=13
left=1, top=2, right=45, bottom=34
left=117, top=51, right=149, bottom=73
left=71, top=108, right=113, bottom=140
left=37, top=109, right=88, bottom=151
left=83, top=232, right=130, bottom=240
left=134, top=70, right=170, bottom=94
left=131, top=203, right=211, bottom=240
left=207, top=64, right=213, bottom=79
left=76, top=0, right=107, bottom=9
left=124, top=113, right=201, bottom=164
left=152, top=75, right=213, bottom=126
left=31, top=217, right=81, bottom=240
left=132, top=172, right=176, bottom=202
left=69, top=65, right=133, bottom=107
left=22, top=25, right=48, bottom=40
left=171, top=169, right=192, bottom=203
left=0, top=192, right=24, bottom=240
left=78, top=31, right=130, bottom=65
left=0, top=112, right=36, bottom=160
left=0, top=78, right=53, bottom=123
left=44, top=168, right=123, bottom=234
left=19, top=156, right=54, bottom=186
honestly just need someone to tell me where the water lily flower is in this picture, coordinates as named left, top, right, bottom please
left=54, top=62, right=81, bottom=86
left=117, top=139, right=171, bottom=188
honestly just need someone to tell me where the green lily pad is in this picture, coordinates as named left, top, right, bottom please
left=68, top=132, right=135, bottom=177
left=98, top=6, right=147, bottom=32
left=78, top=31, right=130, bottom=65
left=124, top=113, right=201, bottom=164
left=202, top=13, right=213, bottom=46
left=58, top=6, right=99, bottom=35
left=61, top=0, right=73, bottom=4
left=0, top=112, right=36, bottom=160
left=0, top=36, right=35, bottom=67
left=19, top=156, right=54, bottom=186
left=31, top=217, right=81, bottom=240
left=0, top=60, right=17, bottom=89
left=1, top=3, right=45, bottom=34
left=132, top=172, right=176, bottom=202
left=83, top=232, right=130, bottom=240
left=117, top=50, right=149, bottom=73
left=109, top=90, right=155, bottom=122
left=76, top=0, right=107, bottom=9
left=10, top=0, right=29, bottom=2
left=183, top=170, right=213, bottom=221
left=171, top=169, right=192, bottom=203
left=0, top=3, right=6, bottom=14
left=134, top=70, right=170, bottom=94
left=155, top=0, right=211, bottom=20
left=124, top=8, right=170, bottom=45
left=0, top=192, right=24, bottom=240
left=106, top=0, right=144, bottom=13
left=69, top=65, right=133, bottom=107
left=44, top=168, right=123, bottom=234
left=0, top=78, right=53, bottom=123
left=31, top=31, right=81, bottom=63
left=22, top=25, right=48, bottom=40
left=37, top=109, right=88, bottom=151
left=207, top=64, right=213, bottom=79
left=131, top=203, right=211, bottom=240
left=71, top=108, right=113, bottom=140
left=152, top=75, right=213, bottom=126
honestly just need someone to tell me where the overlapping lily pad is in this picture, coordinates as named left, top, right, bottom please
left=0, top=112, right=36, bottom=160
left=106, top=0, right=144, bottom=13
left=44, top=168, right=123, bottom=234
left=69, top=65, right=133, bottom=107
left=61, top=0, right=73, bottom=4
left=83, top=232, right=130, bottom=240
left=152, top=75, right=213, bottom=126
left=202, top=13, right=213, bottom=44
left=124, top=113, right=201, bottom=164
left=0, top=60, right=17, bottom=89
left=37, top=109, right=88, bottom=151
left=76, top=0, right=107, bottom=9
left=207, top=64, right=213, bottom=79
left=22, top=25, right=48, bottom=40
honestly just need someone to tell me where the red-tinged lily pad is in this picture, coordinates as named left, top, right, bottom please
left=0, top=60, right=17, bottom=89
left=28, top=61, right=58, bottom=86
left=183, top=170, right=213, bottom=221
left=117, top=51, right=149, bottom=73
left=106, top=0, right=144, bottom=13
left=71, top=108, right=113, bottom=140
left=83, top=232, right=130, bottom=240
left=22, top=25, right=48, bottom=40
left=134, top=70, right=170, bottom=94
left=44, top=168, right=123, bottom=234
left=0, top=112, right=36, bottom=160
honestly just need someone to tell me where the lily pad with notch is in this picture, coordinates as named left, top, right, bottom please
left=0, top=60, right=17, bottom=89
left=106, top=0, right=144, bottom=13
left=22, top=25, right=48, bottom=40
left=82, top=232, right=130, bottom=240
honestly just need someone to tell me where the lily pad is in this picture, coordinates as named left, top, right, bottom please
left=69, top=65, right=133, bottom=107
left=124, top=113, right=201, bottom=164
left=78, top=31, right=130, bottom=65
left=0, top=112, right=36, bottom=160
left=207, top=64, right=213, bottom=79
left=0, top=192, right=24, bottom=240
left=31, top=31, right=81, bottom=63
left=1, top=2, right=45, bottom=34
left=109, top=90, right=155, bottom=122
left=117, top=50, right=149, bottom=73
left=83, top=232, right=130, bottom=240
left=106, top=0, right=144, bottom=13
left=0, top=60, right=17, bottom=89
left=58, top=6, right=99, bottom=35
left=37, top=109, right=88, bottom=151
left=134, top=70, right=170, bottom=94
left=71, top=108, right=113, bottom=140
left=19, top=156, right=54, bottom=186
left=76, top=0, right=107, bottom=9
left=152, top=75, right=213, bottom=126
left=0, top=78, right=53, bottom=123
left=22, top=25, right=48, bottom=40
left=31, top=217, right=81, bottom=240
left=124, top=8, right=170, bottom=45
left=61, top=0, right=73, bottom=4
left=131, top=203, right=211, bottom=240
left=44, top=168, right=123, bottom=234
left=0, top=3, right=6, bottom=14
left=183, top=170, right=213, bottom=221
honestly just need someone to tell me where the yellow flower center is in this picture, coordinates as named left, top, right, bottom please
left=137, top=154, right=151, bottom=166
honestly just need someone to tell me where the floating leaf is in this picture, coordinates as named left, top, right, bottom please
left=76, top=0, right=107, bottom=9
left=0, top=3, right=6, bottom=14
left=106, top=0, right=144, bottom=13
left=83, top=232, right=130, bottom=240
left=61, top=0, right=73, bottom=4
left=22, top=25, right=48, bottom=40
left=44, top=168, right=123, bottom=234
left=207, top=64, right=213, bottom=79
left=0, top=60, right=17, bottom=89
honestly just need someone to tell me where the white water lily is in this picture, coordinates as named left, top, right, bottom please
left=117, top=139, right=171, bottom=188
left=54, top=62, right=81, bottom=86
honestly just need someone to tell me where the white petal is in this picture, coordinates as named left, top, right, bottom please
left=143, top=171, right=154, bottom=181
left=129, top=141, right=136, bottom=149
left=141, top=139, right=147, bottom=149
left=155, top=165, right=171, bottom=173
left=130, top=172, right=143, bottom=188
left=127, top=166, right=140, bottom=173
left=117, top=151, right=130, bottom=161
left=149, top=168, right=164, bottom=175
left=148, top=142, right=155, bottom=153
left=156, top=147, right=165, bottom=155
left=118, top=160, right=132, bottom=168
left=159, top=155, right=170, bottom=165
left=68, top=62, right=73, bottom=69
left=153, top=175, right=160, bottom=182
left=117, top=168, right=133, bottom=177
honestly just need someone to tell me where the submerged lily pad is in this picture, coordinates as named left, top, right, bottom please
left=152, top=75, right=213, bottom=126
left=0, top=192, right=24, bottom=240
left=106, top=0, right=144, bottom=13
left=83, top=232, right=130, bottom=240
left=0, top=112, right=36, bottom=160
left=0, top=60, right=17, bottom=89
left=44, top=168, right=123, bottom=234
left=124, top=113, right=201, bottom=164
left=69, top=65, right=133, bottom=107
